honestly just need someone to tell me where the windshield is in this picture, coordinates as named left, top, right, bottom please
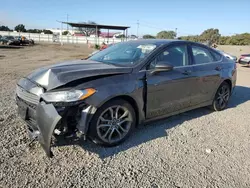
left=89, top=42, right=157, bottom=66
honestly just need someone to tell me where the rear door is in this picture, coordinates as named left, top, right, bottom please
left=146, top=43, right=196, bottom=119
left=189, top=44, right=222, bottom=106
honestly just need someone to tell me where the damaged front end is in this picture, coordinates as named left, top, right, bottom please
left=16, top=78, right=97, bottom=157
left=17, top=94, right=96, bottom=157
left=36, top=102, right=61, bottom=157
left=35, top=102, right=95, bottom=157
left=15, top=60, right=132, bottom=157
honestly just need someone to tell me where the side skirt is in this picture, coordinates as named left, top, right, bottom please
left=143, top=100, right=212, bottom=125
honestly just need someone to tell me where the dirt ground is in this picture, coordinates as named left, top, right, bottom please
left=0, top=43, right=250, bottom=188
left=218, top=45, right=250, bottom=58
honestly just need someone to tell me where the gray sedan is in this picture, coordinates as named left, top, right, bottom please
left=16, top=40, right=237, bottom=157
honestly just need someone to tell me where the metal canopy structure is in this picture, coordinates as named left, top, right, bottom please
left=61, top=21, right=130, bottom=30
left=60, top=21, right=130, bottom=44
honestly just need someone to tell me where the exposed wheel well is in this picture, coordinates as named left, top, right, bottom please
left=102, top=96, right=139, bottom=126
left=223, top=79, right=232, bottom=91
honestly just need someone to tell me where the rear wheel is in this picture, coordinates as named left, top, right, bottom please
left=89, top=99, right=136, bottom=146
left=211, top=82, right=231, bottom=111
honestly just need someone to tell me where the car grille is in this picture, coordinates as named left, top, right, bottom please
left=16, top=86, right=40, bottom=105
left=26, top=118, right=37, bottom=127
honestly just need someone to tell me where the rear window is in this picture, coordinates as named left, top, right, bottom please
left=210, top=50, right=222, bottom=61
left=191, top=46, right=214, bottom=64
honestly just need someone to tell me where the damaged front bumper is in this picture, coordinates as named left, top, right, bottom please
left=36, top=102, right=61, bottom=157
left=16, top=96, right=95, bottom=157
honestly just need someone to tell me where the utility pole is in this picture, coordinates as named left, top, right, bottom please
left=67, top=14, right=69, bottom=31
left=137, top=20, right=139, bottom=38
left=175, top=28, right=178, bottom=38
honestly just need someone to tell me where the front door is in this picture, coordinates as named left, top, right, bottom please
left=146, top=44, right=196, bottom=119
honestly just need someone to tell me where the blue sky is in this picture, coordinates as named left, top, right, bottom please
left=1, top=0, right=250, bottom=36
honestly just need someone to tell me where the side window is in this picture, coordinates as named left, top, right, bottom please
left=210, top=50, right=222, bottom=61
left=151, top=45, right=189, bottom=68
left=191, top=46, right=214, bottom=64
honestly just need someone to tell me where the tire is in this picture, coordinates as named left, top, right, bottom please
left=211, top=82, right=231, bottom=111
left=89, top=99, right=136, bottom=146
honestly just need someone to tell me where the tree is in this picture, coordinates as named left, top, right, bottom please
left=62, top=31, right=70, bottom=35
left=156, top=30, right=176, bottom=39
left=14, top=24, right=26, bottom=32
left=178, top=35, right=200, bottom=42
left=189, top=35, right=200, bottom=42
left=43, top=30, right=53, bottom=34
left=199, top=28, right=220, bottom=46
left=77, top=21, right=100, bottom=36
left=179, top=32, right=250, bottom=46
left=225, top=33, right=250, bottom=45
left=219, top=36, right=230, bottom=45
left=143, top=34, right=155, bottom=39
left=0, top=25, right=11, bottom=31
left=115, top=34, right=125, bottom=38
left=26, top=29, right=42, bottom=33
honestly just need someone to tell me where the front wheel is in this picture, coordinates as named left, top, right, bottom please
left=211, top=82, right=231, bottom=111
left=89, top=99, right=136, bottom=146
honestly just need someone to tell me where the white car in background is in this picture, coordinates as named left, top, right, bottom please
left=238, top=54, right=250, bottom=65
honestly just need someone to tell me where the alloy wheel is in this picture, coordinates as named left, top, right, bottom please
left=216, top=85, right=230, bottom=109
left=96, top=105, right=132, bottom=143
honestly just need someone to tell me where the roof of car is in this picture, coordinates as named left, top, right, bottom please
left=116, top=39, right=216, bottom=51
left=124, top=39, right=186, bottom=45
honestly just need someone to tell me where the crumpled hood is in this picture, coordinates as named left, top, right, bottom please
left=25, top=60, right=132, bottom=90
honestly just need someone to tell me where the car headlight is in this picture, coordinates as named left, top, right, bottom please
left=41, top=88, right=96, bottom=102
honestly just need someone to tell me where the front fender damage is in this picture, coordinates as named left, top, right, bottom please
left=36, top=102, right=61, bottom=157
left=77, top=105, right=96, bottom=135
left=35, top=102, right=96, bottom=157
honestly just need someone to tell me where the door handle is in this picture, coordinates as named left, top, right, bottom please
left=182, top=70, right=192, bottom=75
left=215, top=66, right=222, bottom=71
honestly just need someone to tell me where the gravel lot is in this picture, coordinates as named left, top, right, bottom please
left=0, top=44, right=250, bottom=188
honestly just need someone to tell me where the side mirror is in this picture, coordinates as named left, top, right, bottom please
left=151, top=61, right=173, bottom=74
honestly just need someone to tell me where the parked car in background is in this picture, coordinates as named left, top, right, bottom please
left=215, top=48, right=237, bottom=62
left=0, top=36, right=20, bottom=45
left=0, top=36, right=14, bottom=44
left=15, top=36, right=35, bottom=45
left=238, top=54, right=250, bottom=65
left=16, top=40, right=237, bottom=157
